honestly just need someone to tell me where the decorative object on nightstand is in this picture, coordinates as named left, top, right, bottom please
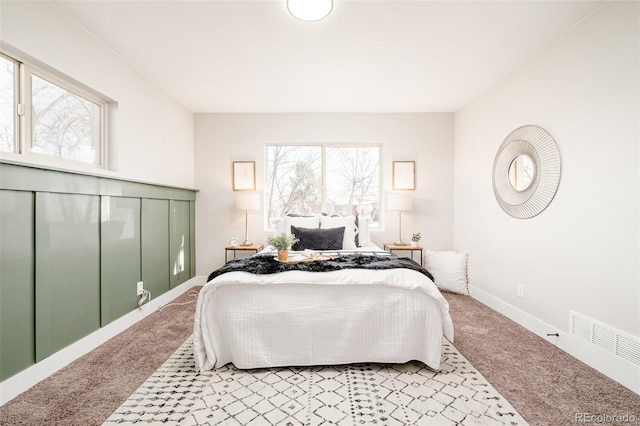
left=411, top=232, right=421, bottom=247
left=387, top=192, right=412, bottom=246
left=267, top=232, right=299, bottom=261
left=235, top=192, right=260, bottom=245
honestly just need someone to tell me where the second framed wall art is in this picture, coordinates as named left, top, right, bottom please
left=392, top=161, right=415, bottom=190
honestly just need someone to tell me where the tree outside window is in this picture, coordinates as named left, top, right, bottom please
left=31, top=75, right=102, bottom=165
left=265, top=144, right=380, bottom=229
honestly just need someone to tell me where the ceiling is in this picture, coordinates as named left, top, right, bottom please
left=51, top=0, right=604, bottom=113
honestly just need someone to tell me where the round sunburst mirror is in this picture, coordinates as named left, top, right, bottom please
left=493, top=125, right=561, bottom=219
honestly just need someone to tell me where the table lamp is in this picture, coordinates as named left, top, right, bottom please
left=387, top=192, right=412, bottom=246
left=235, top=192, right=260, bottom=246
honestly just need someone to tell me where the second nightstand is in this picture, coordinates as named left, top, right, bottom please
left=383, top=243, right=424, bottom=266
left=225, top=244, right=264, bottom=263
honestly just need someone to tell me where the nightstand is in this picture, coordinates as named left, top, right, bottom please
left=383, top=243, right=424, bottom=266
left=225, top=244, right=264, bottom=263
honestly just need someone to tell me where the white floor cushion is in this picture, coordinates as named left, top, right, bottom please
left=425, top=250, right=469, bottom=295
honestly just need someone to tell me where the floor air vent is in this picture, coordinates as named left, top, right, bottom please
left=570, top=311, right=640, bottom=366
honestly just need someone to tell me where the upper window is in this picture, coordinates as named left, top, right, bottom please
left=0, top=52, right=106, bottom=168
left=265, top=144, right=380, bottom=228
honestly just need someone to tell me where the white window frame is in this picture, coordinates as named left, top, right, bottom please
left=1, top=50, right=109, bottom=170
left=264, top=143, right=382, bottom=229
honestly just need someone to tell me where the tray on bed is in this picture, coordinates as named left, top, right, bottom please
left=274, top=254, right=333, bottom=264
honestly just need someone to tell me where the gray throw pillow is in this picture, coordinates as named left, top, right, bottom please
left=291, top=225, right=345, bottom=251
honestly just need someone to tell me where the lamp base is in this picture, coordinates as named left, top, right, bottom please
left=394, top=240, right=408, bottom=246
left=240, top=240, right=252, bottom=246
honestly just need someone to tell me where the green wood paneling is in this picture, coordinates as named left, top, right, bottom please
left=170, top=200, right=190, bottom=288
left=35, top=192, right=101, bottom=361
left=0, top=162, right=196, bottom=378
left=100, top=196, right=142, bottom=326
left=141, top=199, right=170, bottom=298
left=0, top=190, right=35, bottom=381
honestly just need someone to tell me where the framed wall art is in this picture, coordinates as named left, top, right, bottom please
left=392, top=161, right=415, bottom=190
left=233, top=161, right=256, bottom=191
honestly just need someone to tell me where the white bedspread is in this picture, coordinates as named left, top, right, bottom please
left=194, top=267, right=454, bottom=371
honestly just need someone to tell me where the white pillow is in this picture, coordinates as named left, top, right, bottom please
left=424, top=250, right=469, bottom=295
left=320, top=215, right=357, bottom=250
left=284, top=216, right=319, bottom=235
left=356, top=215, right=372, bottom=247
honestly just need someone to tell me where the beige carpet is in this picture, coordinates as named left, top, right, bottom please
left=447, top=293, right=640, bottom=425
left=0, top=287, right=638, bottom=425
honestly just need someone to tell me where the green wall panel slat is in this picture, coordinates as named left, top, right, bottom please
left=170, top=200, right=190, bottom=288
left=100, top=196, right=142, bottom=326
left=0, top=190, right=35, bottom=381
left=190, top=201, right=196, bottom=279
left=141, top=199, right=170, bottom=298
left=35, top=192, right=101, bottom=361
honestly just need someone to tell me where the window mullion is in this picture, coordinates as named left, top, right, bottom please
left=321, top=144, right=327, bottom=214
left=13, top=58, right=20, bottom=154
left=18, top=63, right=31, bottom=156
left=12, top=57, right=19, bottom=154
left=100, top=104, right=106, bottom=168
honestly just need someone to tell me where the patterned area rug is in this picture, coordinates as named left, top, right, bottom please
left=104, top=337, right=528, bottom=425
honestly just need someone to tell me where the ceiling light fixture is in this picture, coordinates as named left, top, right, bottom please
left=287, top=0, right=333, bottom=22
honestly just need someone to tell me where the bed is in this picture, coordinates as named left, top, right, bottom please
left=193, top=215, right=454, bottom=372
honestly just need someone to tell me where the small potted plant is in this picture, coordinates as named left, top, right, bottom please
left=411, top=232, right=421, bottom=247
left=267, top=232, right=299, bottom=261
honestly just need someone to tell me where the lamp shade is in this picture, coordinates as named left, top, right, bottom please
left=235, top=192, right=260, bottom=211
left=387, top=193, right=412, bottom=211
left=287, top=0, right=333, bottom=22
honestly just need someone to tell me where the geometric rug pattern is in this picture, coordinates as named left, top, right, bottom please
left=102, top=338, right=216, bottom=425
left=104, top=337, right=528, bottom=425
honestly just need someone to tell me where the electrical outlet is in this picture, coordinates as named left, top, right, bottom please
left=517, top=283, right=525, bottom=298
left=137, top=281, right=144, bottom=296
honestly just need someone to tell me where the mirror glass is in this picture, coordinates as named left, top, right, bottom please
left=508, top=155, right=535, bottom=191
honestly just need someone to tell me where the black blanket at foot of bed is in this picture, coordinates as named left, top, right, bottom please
left=207, top=253, right=434, bottom=283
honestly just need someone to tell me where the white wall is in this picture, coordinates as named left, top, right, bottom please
left=454, top=1, right=639, bottom=339
left=0, top=1, right=194, bottom=188
left=195, top=113, right=454, bottom=275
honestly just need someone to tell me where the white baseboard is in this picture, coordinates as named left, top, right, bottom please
left=0, top=276, right=207, bottom=406
left=469, top=285, right=640, bottom=395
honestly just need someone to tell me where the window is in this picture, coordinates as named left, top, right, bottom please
left=30, top=73, right=103, bottom=164
left=265, top=144, right=380, bottom=228
left=0, top=52, right=107, bottom=168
